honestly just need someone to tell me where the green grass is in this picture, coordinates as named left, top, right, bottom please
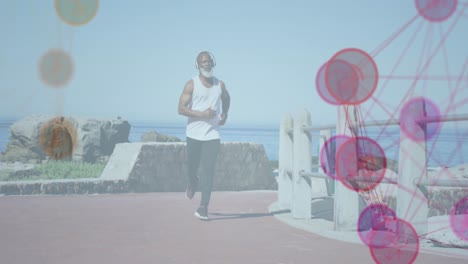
left=1, top=161, right=106, bottom=181
left=0, top=169, right=15, bottom=181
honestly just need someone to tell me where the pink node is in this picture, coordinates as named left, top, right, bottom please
left=55, top=0, right=99, bottom=26
left=325, top=48, right=378, bottom=105
left=324, top=59, right=359, bottom=104
left=415, top=0, right=458, bottom=22
left=38, top=49, right=74, bottom=88
left=369, top=219, right=420, bottom=264
left=358, top=204, right=396, bottom=247
left=449, top=196, right=468, bottom=241
left=399, top=97, right=441, bottom=142
left=335, top=136, right=386, bottom=192
left=319, top=135, right=352, bottom=179
left=316, top=62, right=341, bottom=105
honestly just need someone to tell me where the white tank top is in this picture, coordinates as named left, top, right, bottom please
left=186, top=76, right=222, bottom=141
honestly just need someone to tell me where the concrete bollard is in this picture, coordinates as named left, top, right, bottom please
left=319, top=129, right=333, bottom=196
left=333, top=105, right=360, bottom=231
left=292, top=109, right=313, bottom=218
left=277, top=113, right=294, bottom=210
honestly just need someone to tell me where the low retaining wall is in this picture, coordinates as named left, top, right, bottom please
left=0, top=142, right=275, bottom=195
left=0, top=179, right=128, bottom=195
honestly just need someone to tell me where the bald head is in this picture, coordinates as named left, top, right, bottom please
left=196, top=51, right=215, bottom=78
left=196, top=51, right=215, bottom=68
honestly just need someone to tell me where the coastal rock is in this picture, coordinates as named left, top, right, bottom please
left=72, top=116, right=130, bottom=162
left=140, top=130, right=181, bottom=142
left=1, top=114, right=130, bottom=163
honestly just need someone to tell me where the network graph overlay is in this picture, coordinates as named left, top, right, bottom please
left=316, top=1, right=468, bottom=263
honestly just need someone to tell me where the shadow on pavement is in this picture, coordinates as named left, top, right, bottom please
left=208, top=209, right=290, bottom=221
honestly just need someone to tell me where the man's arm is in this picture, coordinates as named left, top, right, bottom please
left=178, top=80, right=216, bottom=118
left=218, top=81, right=230, bottom=125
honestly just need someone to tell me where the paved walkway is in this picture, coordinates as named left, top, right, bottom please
left=0, top=191, right=466, bottom=264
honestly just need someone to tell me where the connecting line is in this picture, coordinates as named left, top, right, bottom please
left=415, top=184, right=429, bottom=198
left=379, top=75, right=467, bottom=80
left=370, top=14, right=420, bottom=58
left=418, top=226, right=452, bottom=238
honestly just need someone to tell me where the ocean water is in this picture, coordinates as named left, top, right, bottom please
left=128, top=121, right=281, bottom=161
left=0, top=119, right=17, bottom=154
left=1, top=119, right=467, bottom=167
left=0, top=120, right=281, bottom=161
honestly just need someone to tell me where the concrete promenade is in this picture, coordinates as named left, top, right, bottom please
left=0, top=191, right=466, bottom=264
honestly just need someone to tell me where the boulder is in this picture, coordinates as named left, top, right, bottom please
left=1, top=114, right=130, bottom=163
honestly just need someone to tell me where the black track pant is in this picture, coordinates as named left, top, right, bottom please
left=186, top=137, right=220, bottom=206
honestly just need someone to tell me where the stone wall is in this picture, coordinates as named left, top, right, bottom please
left=128, top=142, right=276, bottom=192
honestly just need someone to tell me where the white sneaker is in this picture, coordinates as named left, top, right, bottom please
left=194, top=206, right=209, bottom=220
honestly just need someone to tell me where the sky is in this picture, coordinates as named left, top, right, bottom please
left=1, top=0, right=468, bottom=127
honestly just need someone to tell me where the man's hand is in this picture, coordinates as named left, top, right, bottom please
left=201, top=108, right=216, bottom=119
left=218, top=113, right=228, bottom=125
